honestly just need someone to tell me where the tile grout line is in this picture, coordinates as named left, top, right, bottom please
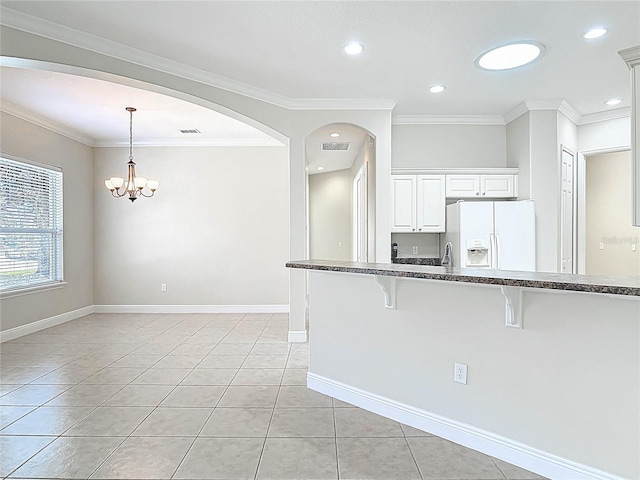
left=169, top=312, right=275, bottom=480
left=253, top=317, right=290, bottom=480
left=402, top=429, right=425, bottom=480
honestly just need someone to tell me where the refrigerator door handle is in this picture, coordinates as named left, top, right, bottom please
left=495, top=233, right=501, bottom=270
left=489, top=233, right=496, bottom=269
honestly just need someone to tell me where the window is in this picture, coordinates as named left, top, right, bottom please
left=0, top=156, right=63, bottom=293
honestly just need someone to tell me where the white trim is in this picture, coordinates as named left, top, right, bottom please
left=287, top=330, right=308, bottom=343
left=392, top=115, right=505, bottom=125
left=619, top=46, right=640, bottom=67
left=391, top=167, right=518, bottom=176
left=94, top=138, right=284, bottom=148
left=0, top=7, right=395, bottom=112
left=503, top=102, right=531, bottom=124
left=579, top=107, right=631, bottom=125
left=1, top=101, right=94, bottom=146
left=0, top=281, right=67, bottom=300
left=0, top=305, right=93, bottom=343
left=93, top=304, right=289, bottom=314
left=504, top=100, right=630, bottom=126
left=308, top=372, right=624, bottom=480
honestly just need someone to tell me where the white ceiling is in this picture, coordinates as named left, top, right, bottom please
left=1, top=1, right=639, bottom=170
left=0, top=66, right=282, bottom=147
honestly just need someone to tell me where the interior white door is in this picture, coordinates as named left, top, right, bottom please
left=494, top=201, right=536, bottom=271
left=561, top=147, right=575, bottom=273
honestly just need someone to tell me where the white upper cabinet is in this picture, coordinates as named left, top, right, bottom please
left=391, top=175, right=416, bottom=232
left=446, top=174, right=516, bottom=198
left=445, top=175, right=480, bottom=198
left=416, top=175, right=446, bottom=232
left=391, top=175, right=445, bottom=232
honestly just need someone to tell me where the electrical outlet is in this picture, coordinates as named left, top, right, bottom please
left=454, top=362, right=468, bottom=384
left=599, top=242, right=604, bottom=250
left=412, top=245, right=418, bottom=255
left=161, top=283, right=167, bottom=292
left=633, top=244, right=637, bottom=252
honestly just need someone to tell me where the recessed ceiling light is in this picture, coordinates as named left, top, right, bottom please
left=475, top=42, right=544, bottom=71
left=344, top=42, right=364, bottom=56
left=330, top=132, right=340, bottom=138
left=583, top=27, right=607, bottom=39
left=429, top=85, right=446, bottom=94
left=605, top=98, right=622, bottom=106
left=317, top=166, right=325, bottom=171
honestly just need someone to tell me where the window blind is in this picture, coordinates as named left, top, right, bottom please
left=0, top=156, right=63, bottom=292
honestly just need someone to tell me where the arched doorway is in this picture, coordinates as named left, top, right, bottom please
left=305, top=123, right=376, bottom=263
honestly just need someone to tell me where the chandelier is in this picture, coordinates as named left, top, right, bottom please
left=104, top=107, right=159, bottom=202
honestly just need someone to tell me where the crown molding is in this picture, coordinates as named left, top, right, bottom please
left=619, top=45, right=640, bottom=68
left=1, top=100, right=95, bottom=146
left=94, top=138, right=285, bottom=148
left=557, top=100, right=581, bottom=124
left=577, top=107, right=631, bottom=125
left=0, top=7, right=396, bottom=112
left=502, top=99, right=629, bottom=126
left=392, top=115, right=505, bottom=125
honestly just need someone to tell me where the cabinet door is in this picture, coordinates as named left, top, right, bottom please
left=445, top=175, right=480, bottom=198
left=416, top=175, right=445, bottom=232
left=480, top=175, right=515, bottom=198
left=390, top=176, right=416, bottom=232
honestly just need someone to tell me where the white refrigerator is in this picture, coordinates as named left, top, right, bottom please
left=443, top=200, right=535, bottom=271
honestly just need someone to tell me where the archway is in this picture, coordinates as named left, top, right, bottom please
left=305, top=123, right=376, bottom=263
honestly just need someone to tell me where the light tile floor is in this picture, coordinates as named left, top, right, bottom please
left=0, top=313, right=546, bottom=479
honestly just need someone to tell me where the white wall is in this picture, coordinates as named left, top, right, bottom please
left=506, top=113, right=531, bottom=199
left=93, top=145, right=289, bottom=307
left=578, top=117, right=631, bottom=152
left=585, top=151, right=640, bottom=276
left=391, top=124, right=507, bottom=168
left=0, top=112, right=94, bottom=331
left=529, top=111, right=561, bottom=273
left=308, top=169, right=352, bottom=261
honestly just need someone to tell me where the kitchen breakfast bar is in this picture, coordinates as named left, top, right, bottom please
left=286, top=260, right=640, bottom=480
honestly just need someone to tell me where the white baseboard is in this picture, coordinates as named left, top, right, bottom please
left=287, top=330, right=307, bottom=343
left=307, top=372, right=623, bottom=480
left=0, top=305, right=94, bottom=343
left=93, top=304, right=290, bottom=314
left=1, top=305, right=291, bottom=342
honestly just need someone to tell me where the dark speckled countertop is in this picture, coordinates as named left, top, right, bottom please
left=392, top=257, right=441, bottom=266
left=286, top=259, right=640, bottom=297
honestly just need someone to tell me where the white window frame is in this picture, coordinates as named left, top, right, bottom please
left=0, top=154, right=64, bottom=296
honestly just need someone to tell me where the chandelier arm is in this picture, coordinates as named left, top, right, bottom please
left=111, top=188, right=129, bottom=198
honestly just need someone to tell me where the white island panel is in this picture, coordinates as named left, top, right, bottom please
left=307, top=270, right=639, bottom=479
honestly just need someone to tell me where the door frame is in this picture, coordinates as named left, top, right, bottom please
left=576, top=146, right=631, bottom=274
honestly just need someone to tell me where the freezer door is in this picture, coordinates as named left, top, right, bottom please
left=458, top=202, right=494, bottom=268
left=494, top=201, right=536, bottom=271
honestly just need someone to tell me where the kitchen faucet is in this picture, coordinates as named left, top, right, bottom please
left=441, top=242, right=453, bottom=267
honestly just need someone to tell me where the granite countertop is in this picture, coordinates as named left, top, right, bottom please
left=286, top=259, right=640, bottom=297
left=392, top=257, right=441, bottom=266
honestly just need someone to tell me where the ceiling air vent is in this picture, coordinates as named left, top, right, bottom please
left=179, top=129, right=201, bottom=134
left=321, top=142, right=351, bottom=151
